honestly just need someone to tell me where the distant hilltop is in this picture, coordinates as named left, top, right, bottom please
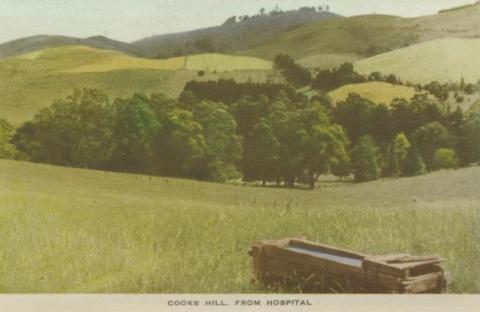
left=439, top=1, right=480, bottom=13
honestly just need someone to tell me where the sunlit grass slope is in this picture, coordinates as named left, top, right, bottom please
left=0, top=46, right=274, bottom=126
left=328, top=82, right=418, bottom=105
left=355, top=38, right=480, bottom=84
left=184, top=53, right=272, bottom=72
left=18, top=46, right=272, bottom=73
left=0, top=159, right=478, bottom=293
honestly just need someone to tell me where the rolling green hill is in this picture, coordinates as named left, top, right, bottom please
left=354, top=38, right=480, bottom=84
left=0, top=35, right=138, bottom=59
left=2, top=2, right=479, bottom=69
left=0, top=10, right=341, bottom=61
left=0, top=159, right=478, bottom=293
left=242, top=14, right=412, bottom=67
left=243, top=2, right=480, bottom=67
left=0, top=46, right=274, bottom=126
left=328, top=82, right=420, bottom=105
left=131, top=10, right=341, bottom=58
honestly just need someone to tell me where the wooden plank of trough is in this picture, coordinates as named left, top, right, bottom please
left=363, top=270, right=403, bottom=292
left=391, top=259, right=446, bottom=270
left=260, top=258, right=292, bottom=279
left=288, top=239, right=369, bottom=259
left=403, top=272, right=442, bottom=284
left=387, top=256, right=443, bottom=264
left=262, top=244, right=364, bottom=277
left=369, top=254, right=411, bottom=262
left=262, top=257, right=320, bottom=281
left=260, top=256, right=395, bottom=293
left=363, top=259, right=407, bottom=278
left=402, top=272, right=444, bottom=293
left=261, top=253, right=403, bottom=293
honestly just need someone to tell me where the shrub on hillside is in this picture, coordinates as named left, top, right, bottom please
left=432, top=148, right=458, bottom=170
left=0, top=119, right=16, bottom=159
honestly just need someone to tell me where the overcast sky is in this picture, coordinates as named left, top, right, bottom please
left=0, top=0, right=474, bottom=44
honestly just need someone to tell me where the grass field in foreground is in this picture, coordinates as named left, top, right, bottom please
left=0, top=159, right=478, bottom=293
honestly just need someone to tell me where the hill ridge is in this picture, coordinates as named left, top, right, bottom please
left=0, top=34, right=138, bottom=59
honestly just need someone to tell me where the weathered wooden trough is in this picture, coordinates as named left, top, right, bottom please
left=249, top=237, right=452, bottom=293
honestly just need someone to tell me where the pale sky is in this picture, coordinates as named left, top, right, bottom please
left=0, top=0, right=474, bottom=44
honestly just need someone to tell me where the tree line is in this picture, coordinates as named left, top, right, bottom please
left=2, top=78, right=479, bottom=188
left=274, top=54, right=479, bottom=101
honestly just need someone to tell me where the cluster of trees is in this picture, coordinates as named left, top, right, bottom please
left=4, top=81, right=479, bottom=188
left=313, top=63, right=368, bottom=91
left=224, top=4, right=332, bottom=25
left=11, top=89, right=241, bottom=182
left=231, top=92, right=349, bottom=188
left=274, top=56, right=401, bottom=92
left=333, top=93, right=480, bottom=181
left=8, top=88, right=350, bottom=188
left=3, top=52, right=480, bottom=187
left=274, top=54, right=312, bottom=88
left=183, top=79, right=295, bottom=104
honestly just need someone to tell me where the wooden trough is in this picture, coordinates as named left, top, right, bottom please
left=249, top=237, right=452, bottom=293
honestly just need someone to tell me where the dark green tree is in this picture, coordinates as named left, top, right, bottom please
left=110, top=94, right=160, bottom=173
left=242, top=118, right=280, bottom=185
left=351, top=136, right=381, bottom=182
left=384, top=132, right=411, bottom=177
left=274, top=54, right=311, bottom=88
left=299, top=122, right=350, bottom=188
left=404, top=148, right=426, bottom=176
left=154, top=108, right=206, bottom=178
left=412, top=121, right=448, bottom=170
left=334, top=94, right=375, bottom=145
left=458, top=112, right=480, bottom=164
left=192, top=100, right=242, bottom=182
left=312, top=63, right=366, bottom=92
left=424, top=81, right=449, bottom=102
left=12, top=88, right=114, bottom=168
left=269, top=99, right=302, bottom=187
left=230, top=95, right=270, bottom=137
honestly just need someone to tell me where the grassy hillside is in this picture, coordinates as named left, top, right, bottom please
left=18, top=46, right=272, bottom=73
left=0, top=46, right=275, bottom=126
left=132, top=10, right=340, bottom=58
left=0, top=159, right=478, bottom=293
left=184, top=54, right=271, bottom=72
left=328, top=82, right=419, bottom=105
left=354, top=38, right=480, bottom=84
left=0, top=35, right=137, bottom=59
left=0, top=10, right=339, bottom=60
left=2, top=2, right=479, bottom=66
left=242, top=14, right=413, bottom=66
left=412, top=1, right=480, bottom=42
left=243, top=2, right=480, bottom=67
